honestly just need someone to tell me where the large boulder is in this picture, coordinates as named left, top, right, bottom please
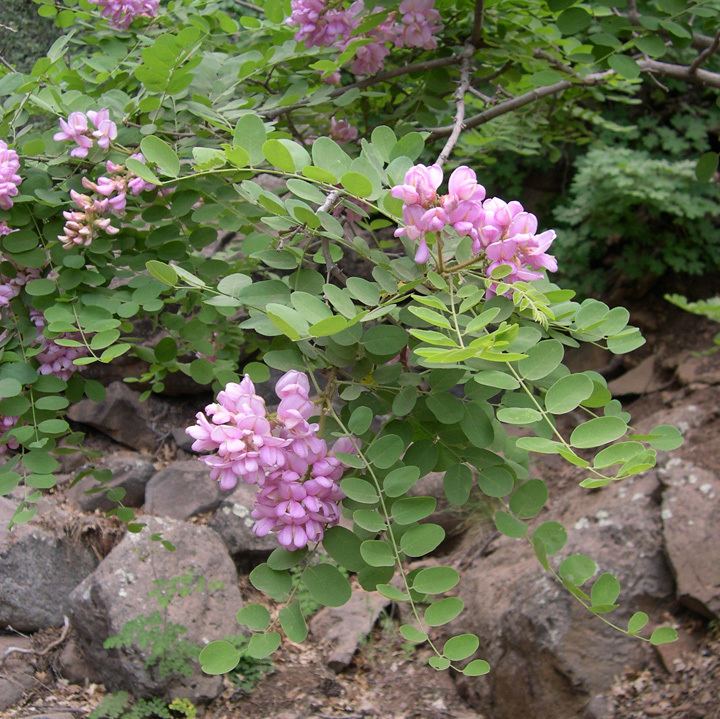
left=67, top=452, right=155, bottom=512
left=0, top=499, right=99, bottom=632
left=67, top=381, right=158, bottom=452
left=68, top=516, right=242, bottom=703
left=144, top=461, right=223, bottom=520
left=208, top=483, right=276, bottom=562
left=659, top=457, right=720, bottom=618
left=451, top=471, right=673, bottom=719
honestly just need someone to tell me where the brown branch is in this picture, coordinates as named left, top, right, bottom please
left=689, top=29, right=720, bottom=75
left=429, top=55, right=720, bottom=139
left=638, top=58, right=720, bottom=89
left=470, top=0, right=485, bottom=48
left=435, top=47, right=474, bottom=167
left=262, top=55, right=461, bottom=119
left=317, top=191, right=347, bottom=283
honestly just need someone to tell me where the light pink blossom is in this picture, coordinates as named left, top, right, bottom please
left=0, top=141, right=22, bottom=210
left=88, top=0, right=159, bottom=29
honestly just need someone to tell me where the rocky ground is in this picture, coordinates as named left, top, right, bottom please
left=2, top=300, right=720, bottom=719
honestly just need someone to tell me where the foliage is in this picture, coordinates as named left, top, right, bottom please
left=554, top=146, right=720, bottom=293
left=1, top=0, right=62, bottom=72
left=89, top=692, right=197, bottom=719
left=2, top=0, right=712, bottom=684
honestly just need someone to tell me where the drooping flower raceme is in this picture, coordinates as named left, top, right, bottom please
left=0, top=140, right=22, bottom=211
left=30, top=311, right=86, bottom=381
left=0, top=267, right=40, bottom=309
left=58, top=190, right=120, bottom=249
left=287, top=0, right=442, bottom=76
left=54, top=110, right=118, bottom=159
left=391, top=164, right=558, bottom=290
left=186, top=371, right=355, bottom=549
left=88, top=0, right=160, bottom=28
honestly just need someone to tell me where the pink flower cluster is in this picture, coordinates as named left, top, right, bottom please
left=287, top=0, right=441, bottom=76
left=0, top=222, right=15, bottom=236
left=0, top=267, right=40, bottom=309
left=0, top=415, right=20, bottom=457
left=186, top=372, right=354, bottom=550
left=59, top=190, right=120, bottom=249
left=30, top=310, right=86, bottom=381
left=391, top=164, right=558, bottom=286
left=329, top=117, right=358, bottom=143
left=0, top=140, right=22, bottom=211
left=88, top=0, right=159, bottom=29
left=54, top=110, right=118, bottom=159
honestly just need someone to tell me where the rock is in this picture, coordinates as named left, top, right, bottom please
left=608, top=356, right=666, bottom=396
left=67, top=381, right=158, bottom=452
left=0, top=499, right=99, bottom=632
left=658, top=458, right=720, bottom=618
left=67, top=452, right=155, bottom=512
left=653, top=625, right=697, bottom=674
left=208, top=483, right=275, bottom=562
left=310, top=591, right=390, bottom=671
left=452, top=472, right=673, bottom=719
left=144, top=461, right=223, bottom=520
left=675, top=352, right=720, bottom=387
left=68, top=516, right=242, bottom=703
left=0, top=635, right=35, bottom=710
left=58, top=635, right=103, bottom=684
left=172, top=427, right=195, bottom=453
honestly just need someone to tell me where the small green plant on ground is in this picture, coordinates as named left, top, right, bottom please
left=89, top=692, right=197, bottom=719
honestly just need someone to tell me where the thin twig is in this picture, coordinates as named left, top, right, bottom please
left=235, top=0, right=262, bottom=11
left=470, top=0, right=485, bottom=48
left=262, top=55, right=461, bottom=119
left=318, top=191, right=347, bottom=283
left=690, top=29, right=720, bottom=74
left=435, top=47, right=474, bottom=167
left=476, top=59, right=512, bottom=83
left=1, top=616, right=70, bottom=666
left=638, top=57, right=720, bottom=89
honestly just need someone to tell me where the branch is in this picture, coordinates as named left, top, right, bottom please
left=318, top=191, right=347, bottom=283
left=470, top=0, right=485, bottom=48
left=638, top=58, right=720, bottom=89
left=262, top=55, right=461, bottom=119
left=690, top=29, right=720, bottom=74
left=435, top=48, right=474, bottom=166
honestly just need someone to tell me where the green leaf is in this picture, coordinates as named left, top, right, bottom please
left=477, top=466, right=514, bottom=498
left=545, top=374, right=594, bottom=414
left=234, top=114, right=267, bottom=164
left=140, top=136, right=180, bottom=177
left=559, top=553, right=598, bottom=586
left=262, top=139, right=310, bottom=172
left=341, top=171, right=372, bottom=198
left=367, top=434, right=404, bottom=469
left=413, top=566, right=460, bottom=594
left=443, top=634, right=479, bottom=661
left=590, top=572, right=621, bottom=608
left=340, top=477, right=378, bottom=504
left=249, top=563, right=292, bottom=601
left=533, top=521, right=567, bottom=555
left=509, top=479, right=548, bottom=518
left=279, top=601, right=308, bottom=643
left=496, top=407, right=543, bottom=425
left=627, top=611, right=649, bottom=634
left=384, top=466, right=420, bottom=497
left=199, top=640, right=240, bottom=675
left=302, top=563, right=352, bottom=607
left=424, top=597, right=464, bottom=627
left=353, top=509, right=386, bottom=532
left=608, top=54, right=641, bottom=79
left=25, top=278, right=55, bottom=296
left=443, top=465, right=473, bottom=506
left=695, top=152, right=718, bottom=182
left=146, top=260, right=178, bottom=286
left=247, top=631, right=281, bottom=659
left=571, top=416, right=627, bottom=448
left=349, top=406, right=373, bottom=435
left=399, top=624, right=428, bottom=643
left=392, top=496, right=436, bottom=525
left=409, top=305, right=451, bottom=329
left=463, top=659, right=491, bottom=676
left=557, top=7, right=592, bottom=34
left=494, top=510, right=527, bottom=538
left=376, top=583, right=410, bottom=601
left=517, top=340, right=564, bottom=380
left=236, top=604, right=271, bottom=630
left=650, top=627, right=678, bottom=646
left=363, top=325, right=408, bottom=355
left=400, top=523, right=445, bottom=557
left=429, top=656, right=451, bottom=670
left=126, top=157, right=161, bottom=185
left=473, top=370, right=520, bottom=390
left=323, top=526, right=366, bottom=572
left=0, top=378, right=22, bottom=399
left=360, top=539, right=395, bottom=567
left=641, top=424, right=683, bottom=451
